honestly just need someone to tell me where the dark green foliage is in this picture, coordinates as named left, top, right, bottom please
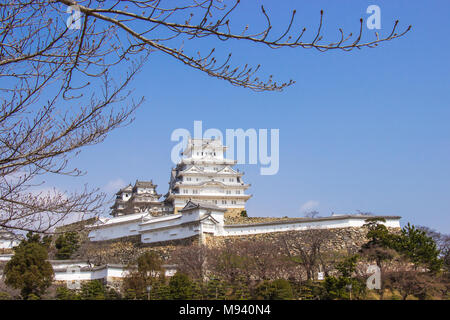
left=191, top=280, right=204, bottom=299
left=4, top=232, right=54, bottom=299
left=42, top=235, right=52, bottom=249
left=396, top=223, right=442, bottom=272
left=240, top=210, right=248, bottom=217
left=322, top=276, right=366, bottom=300
left=228, top=278, right=252, bottom=300
left=55, top=286, right=81, bottom=300
left=55, top=232, right=79, bottom=260
left=322, top=255, right=366, bottom=300
left=204, top=277, right=227, bottom=300
left=255, top=279, right=294, bottom=300
left=444, top=248, right=450, bottom=272
left=122, top=251, right=165, bottom=299
left=151, top=280, right=171, bottom=300
left=0, top=292, right=12, bottom=300
left=123, top=288, right=141, bottom=300
left=323, top=276, right=347, bottom=299
left=105, top=287, right=123, bottom=300
left=364, top=218, right=397, bottom=248
left=336, top=255, right=358, bottom=278
left=294, top=280, right=326, bottom=300
left=55, top=283, right=121, bottom=300
left=363, top=220, right=443, bottom=272
left=27, top=293, right=40, bottom=300
left=80, top=280, right=107, bottom=300
left=168, top=273, right=194, bottom=299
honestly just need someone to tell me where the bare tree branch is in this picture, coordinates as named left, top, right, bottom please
left=0, top=1, right=411, bottom=233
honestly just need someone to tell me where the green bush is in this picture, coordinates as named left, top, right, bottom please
left=80, top=280, right=108, bottom=300
left=204, top=277, right=227, bottom=300
left=55, top=232, right=80, bottom=260
left=294, top=280, right=325, bottom=300
left=322, top=276, right=366, bottom=300
left=255, top=279, right=294, bottom=300
left=4, top=232, right=54, bottom=299
left=0, top=292, right=12, bottom=300
left=55, top=286, right=81, bottom=300
left=169, top=273, right=194, bottom=299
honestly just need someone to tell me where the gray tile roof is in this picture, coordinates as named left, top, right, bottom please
left=179, top=200, right=227, bottom=212
left=135, top=180, right=155, bottom=188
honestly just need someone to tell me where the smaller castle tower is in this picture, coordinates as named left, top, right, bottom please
left=110, top=180, right=169, bottom=217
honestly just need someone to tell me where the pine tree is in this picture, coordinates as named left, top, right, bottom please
left=55, top=232, right=80, bottom=260
left=80, top=280, right=106, bottom=300
left=255, top=279, right=294, bottom=300
left=4, top=232, right=54, bottom=299
left=169, top=273, right=194, bottom=299
left=397, top=223, right=442, bottom=272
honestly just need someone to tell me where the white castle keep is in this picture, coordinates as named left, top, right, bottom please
left=166, top=138, right=251, bottom=215
left=87, top=138, right=401, bottom=244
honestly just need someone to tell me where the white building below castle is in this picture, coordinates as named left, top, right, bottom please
left=88, top=200, right=401, bottom=244
left=0, top=256, right=177, bottom=284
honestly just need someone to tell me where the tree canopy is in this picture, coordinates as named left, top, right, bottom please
left=4, top=232, right=54, bottom=299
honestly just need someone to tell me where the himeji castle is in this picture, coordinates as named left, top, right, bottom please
left=109, top=138, right=252, bottom=218
left=86, top=137, right=401, bottom=244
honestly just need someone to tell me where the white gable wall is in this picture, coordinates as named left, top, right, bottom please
left=88, top=219, right=141, bottom=241
left=222, top=217, right=401, bottom=237
left=141, top=225, right=199, bottom=244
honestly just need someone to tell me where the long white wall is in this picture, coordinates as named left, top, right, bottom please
left=139, top=211, right=200, bottom=244
left=54, top=265, right=129, bottom=282
left=0, top=255, right=175, bottom=283
left=88, top=213, right=147, bottom=241
left=88, top=207, right=401, bottom=245
left=53, top=264, right=177, bottom=283
left=0, top=253, right=13, bottom=261
left=220, top=217, right=400, bottom=237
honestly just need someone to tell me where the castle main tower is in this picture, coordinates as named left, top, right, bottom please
left=165, top=138, right=251, bottom=217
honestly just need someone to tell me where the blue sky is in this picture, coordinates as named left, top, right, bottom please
left=46, top=1, right=450, bottom=233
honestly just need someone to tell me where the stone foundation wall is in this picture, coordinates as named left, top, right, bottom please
left=224, top=208, right=245, bottom=219
left=76, top=235, right=200, bottom=265
left=204, top=227, right=401, bottom=254
left=76, top=226, right=400, bottom=267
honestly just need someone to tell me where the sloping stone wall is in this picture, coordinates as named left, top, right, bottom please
left=224, top=208, right=245, bottom=219
left=75, top=235, right=200, bottom=265
left=204, top=227, right=401, bottom=253
left=225, top=216, right=305, bottom=225
left=74, top=225, right=400, bottom=266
